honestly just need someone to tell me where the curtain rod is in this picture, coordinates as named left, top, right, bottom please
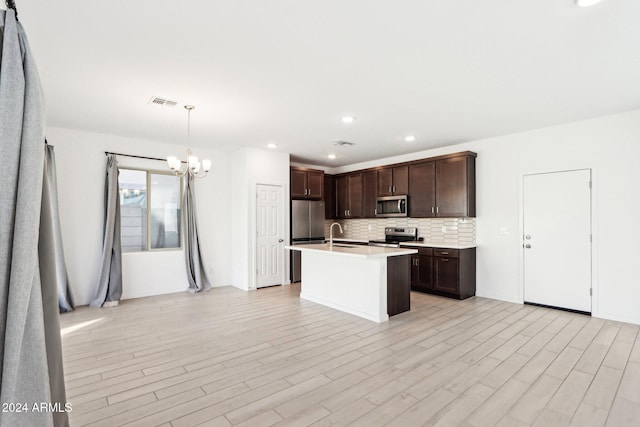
left=104, top=151, right=185, bottom=164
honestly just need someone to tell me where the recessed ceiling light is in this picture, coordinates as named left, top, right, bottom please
left=575, top=0, right=603, bottom=7
left=328, top=154, right=337, bottom=160
left=267, top=143, right=277, bottom=149
left=404, top=135, right=416, bottom=142
left=341, top=116, right=355, bottom=124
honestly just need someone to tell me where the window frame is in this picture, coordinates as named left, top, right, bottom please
left=119, top=167, right=184, bottom=253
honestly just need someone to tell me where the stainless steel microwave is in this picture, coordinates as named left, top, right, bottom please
left=376, top=195, right=408, bottom=217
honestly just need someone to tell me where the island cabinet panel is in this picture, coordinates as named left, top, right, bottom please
left=409, top=246, right=475, bottom=300
left=324, top=174, right=336, bottom=219
left=362, top=170, right=378, bottom=218
left=290, top=167, right=324, bottom=200
left=408, top=161, right=436, bottom=217
left=378, top=166, right=409, bottom=197
left=387, top=255, right=411, bottom=316
left=409, top=247, right=434, bottom=292
left=336, top=173, right=363, bottom=218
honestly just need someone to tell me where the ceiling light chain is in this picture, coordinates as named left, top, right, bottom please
left=166, top=105, right=211, bottom=178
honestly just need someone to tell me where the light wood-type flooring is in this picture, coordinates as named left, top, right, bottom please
left=60, top=284, right=640, bottom=426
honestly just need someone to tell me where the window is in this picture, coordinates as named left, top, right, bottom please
left=119, top=169, right=181, bottom=252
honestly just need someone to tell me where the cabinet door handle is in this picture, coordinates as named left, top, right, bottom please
left=436, top=206, right=439, bottom=214
left=441, top=258, right=449, bottom=262
left=416, top=259, right=419, bottom=266
left=374, top=209, right=377, bottom=215
left=441, top=252, right=449, bottom=255
left=431, top=207, right=435, bottom=214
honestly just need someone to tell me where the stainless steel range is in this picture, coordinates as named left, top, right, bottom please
left=368, top=227, right=418, bottom=247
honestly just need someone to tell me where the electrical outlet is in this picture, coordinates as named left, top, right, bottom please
left=368, top=224, right=372, bottom=231
left=499, top=227, right=509, bottom=235
left=441, top=226, right=447, bottom=233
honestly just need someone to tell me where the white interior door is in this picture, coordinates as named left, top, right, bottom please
left=256, top=184, right=284, bottom=288
left=523, top=169, right=592, bottom=313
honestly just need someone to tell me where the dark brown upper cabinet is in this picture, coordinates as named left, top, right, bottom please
left=290, top=167, right=324, bottom=200
left=362, top=170, right=378, bottom=218
left=336, top=173, right=363, bottom=218
left=435, top=155, right=475, bottom=217
left=317, top=150, right=475, bottom=218
left=408, top=153, right=476, bottom=218
left=324, top=174, right=336, bottom=219
left=378, top=165, right=409, bottom=197
left=408, top=161, right=436, bottom=217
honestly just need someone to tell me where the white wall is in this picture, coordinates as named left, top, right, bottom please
left=327, top=109, right=640, bottom=325
left=47, top=126, right=233, bottom=305
left=231, top=147, right=290, bottom=290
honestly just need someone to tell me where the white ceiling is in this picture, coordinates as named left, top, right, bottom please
left=14, top=0, right=640, bottom=166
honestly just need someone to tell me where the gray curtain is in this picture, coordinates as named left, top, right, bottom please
left=0, top=9, right=69, bottom=427
left=40, top=144, right=75, bottom=313
left=183, top=174, right=212, bottom=292
left=90, top=155, right=123, bottom=307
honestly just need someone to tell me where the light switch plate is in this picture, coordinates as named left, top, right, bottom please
left=499, top=227, right=509, bottom=235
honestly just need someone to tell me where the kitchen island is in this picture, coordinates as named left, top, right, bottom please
left=286, top=243, right=417, bottom=322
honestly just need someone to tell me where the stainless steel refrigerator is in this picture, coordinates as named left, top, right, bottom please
left=291, top=200, right=325, bottom=282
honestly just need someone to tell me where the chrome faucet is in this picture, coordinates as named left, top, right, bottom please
left=329, top=222, right=343, bottom=247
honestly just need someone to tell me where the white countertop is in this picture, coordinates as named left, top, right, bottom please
left=331, top=238, right=370, bottom=244
left=286, top=243, right=417, bottom=258
left=400, top=241, right=477, bottom=249
left=330, top=238, right=476, bottom=249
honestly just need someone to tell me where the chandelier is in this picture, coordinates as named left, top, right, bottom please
left=166, top=105, right=211, bottom=178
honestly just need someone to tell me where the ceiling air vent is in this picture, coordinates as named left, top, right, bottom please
left=148, top=96, right=179, bottom=107
left=334, top=140, right=356, bottom=147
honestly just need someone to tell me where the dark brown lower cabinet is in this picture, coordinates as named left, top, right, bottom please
left=410, top=248, right=433, bottom=292
left=407, top=246, right=476, bottom=300
left=387, top=255, right=411, bottom=316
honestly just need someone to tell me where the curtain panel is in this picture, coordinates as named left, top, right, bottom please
left=40, top=144, right=75, bottom=313
left=183, top=174, right=212, bottom=292
left=90, top=154, right=123, bottom=307
left=0, top=9, right=69, bottom=427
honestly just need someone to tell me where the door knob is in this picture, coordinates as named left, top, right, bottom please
left=525, top=235, right=531, bottom=240
left=278, top=239, right=284, bottom=243
left=525, top=244, right=532, bottom=249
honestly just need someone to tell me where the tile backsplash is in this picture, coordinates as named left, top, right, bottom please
left=324, top=217, right=476, bottom=246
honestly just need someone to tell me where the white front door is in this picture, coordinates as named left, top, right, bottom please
left=256, top=184, right=284, bottom=288
left=523, top=169, right=592, bottom=313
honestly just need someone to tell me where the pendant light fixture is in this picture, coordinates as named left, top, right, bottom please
left=166, top=105, right=211, bottom=178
